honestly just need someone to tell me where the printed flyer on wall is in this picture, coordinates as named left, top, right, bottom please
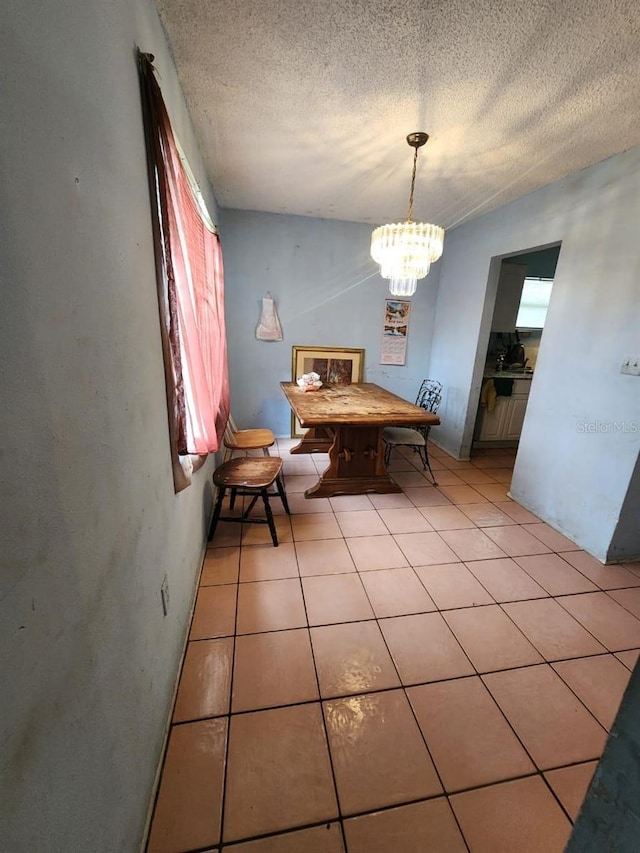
left=380, top=299, right=411, bottom=365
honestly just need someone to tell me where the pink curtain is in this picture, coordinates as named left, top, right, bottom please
left=141, top=54, right=229, bottom=459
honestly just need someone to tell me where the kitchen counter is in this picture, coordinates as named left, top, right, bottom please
left=483, top=370, right=533, bottom=379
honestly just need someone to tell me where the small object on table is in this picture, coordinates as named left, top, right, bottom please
left=297, top=371, right=323, bottom=392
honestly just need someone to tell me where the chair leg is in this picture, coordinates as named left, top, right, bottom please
left=262, top=447, right=271, bottom=456
left=415, top=445, right=427, bottom=469
left=243, top=493, right=260, bottom=517
left=261, top=489, right=278, bottom=547
left=229, top=487, right=237, bottom=511
left=275, top=475, right=290, bottom=515
left=208, top=486, right=226, bottom=542
left=383, top=442, right=392, bottom=467
left=422, top=446, right=438, bottom=486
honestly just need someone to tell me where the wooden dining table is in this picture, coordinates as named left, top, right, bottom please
left=280, top=381, right=440, bottom=498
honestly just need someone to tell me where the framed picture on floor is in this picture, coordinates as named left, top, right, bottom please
left=290, top=345, right=365, bottom=437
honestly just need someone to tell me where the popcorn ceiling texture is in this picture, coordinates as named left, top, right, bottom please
left=156, top=0, right=640, bottom=228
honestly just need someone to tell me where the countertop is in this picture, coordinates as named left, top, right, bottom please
left=483, top=369, right=534, bottom=380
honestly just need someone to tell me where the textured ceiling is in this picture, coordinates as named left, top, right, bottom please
left=156, top=0, right=640, bottom=229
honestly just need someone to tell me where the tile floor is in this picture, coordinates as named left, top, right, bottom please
left=147, top=440, right=640, bottom=853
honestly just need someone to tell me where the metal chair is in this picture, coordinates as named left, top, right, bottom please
left=223, top=414, right=275, bottom=462
left=208, top=456, right=290, bottom=547
left=382, top=379, right=442, bottom=484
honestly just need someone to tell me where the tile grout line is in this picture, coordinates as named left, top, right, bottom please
left=154, top=442, right=636, bottom=850
left=384, top=544, right=578, bottom=828
left=169, top=641, right=636, bottom=726
left=370, top=620, right=473, bottom=850
left=342, top=544, right=472, bottom=849
left=144, top=533, right=221, bottom=853
left=327, top=457, right=625, bottom=834
left=215, top=529, right=242, bottom=851
left=296, top=531, right=350, bottom=852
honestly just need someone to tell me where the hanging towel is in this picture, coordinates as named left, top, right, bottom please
left=480, top=379, right=498, bottom=413
left=256, top=293, right=283, bottom=341
left=493, top=378, right=514, bottom=397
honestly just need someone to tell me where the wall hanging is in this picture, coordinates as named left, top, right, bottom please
left=380, top=299, right=411, bottom=365
left=256, top=292, right=283, bottom=341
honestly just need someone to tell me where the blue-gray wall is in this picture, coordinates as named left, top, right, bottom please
left=1, top=0, right=218, bottom=849
left=220, top=208, right=442, bottom=435
left=428, top=146, right=640, bottom=562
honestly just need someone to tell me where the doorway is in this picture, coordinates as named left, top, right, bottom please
left=471, top=245, right=561, bottom=464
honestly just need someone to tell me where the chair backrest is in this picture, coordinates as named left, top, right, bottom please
left=224, top=414, right=239, bottom=443
left=415, top=379, right=443, bottom=415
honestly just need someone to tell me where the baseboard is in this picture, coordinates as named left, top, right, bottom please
left=428, top=437, right=471, bottom=462
left=138, top=531, right=211, bottom=852
left=472, top=440, right=519, bottom=449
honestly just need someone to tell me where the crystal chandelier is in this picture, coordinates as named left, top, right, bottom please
left=371, top=132, right=444, bottom=297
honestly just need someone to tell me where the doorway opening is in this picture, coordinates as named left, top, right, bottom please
left=472, top=245, right=561, bottom=466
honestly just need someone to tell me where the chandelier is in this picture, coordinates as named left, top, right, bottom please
left=371, top=132, right=444, bottom=297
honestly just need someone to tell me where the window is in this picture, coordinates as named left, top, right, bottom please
left=139, top=52, right=229, bottom=490
left=516, top=277, right=553, bottom=329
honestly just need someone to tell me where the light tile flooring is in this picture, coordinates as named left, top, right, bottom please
left=147, top=441, right=640, bottom=853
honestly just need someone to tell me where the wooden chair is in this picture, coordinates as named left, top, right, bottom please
left=223, top=415, right=275, bottom=462
left=382, top=379, right=442, bottom=485
left=208, top=457, right=290, bottom=547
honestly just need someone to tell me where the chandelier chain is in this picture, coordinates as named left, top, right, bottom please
left=406, top=145, right=419, bottom=222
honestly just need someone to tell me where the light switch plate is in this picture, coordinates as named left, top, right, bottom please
left=620, top=357, right=640, bottom=376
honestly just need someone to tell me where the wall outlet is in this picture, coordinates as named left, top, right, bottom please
left=160, top=575, right=170, bottom=616
left=620, top=356, right=640, bottom=376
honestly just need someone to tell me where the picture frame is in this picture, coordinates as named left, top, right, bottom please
left=290, top=345, right=365, bottom=437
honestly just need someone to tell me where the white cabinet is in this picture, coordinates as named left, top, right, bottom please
left=476, top=379, right=531, bottom=442
left=503, top=395, right=529, bottom=439
left=476, top=400, right=509, bottom=441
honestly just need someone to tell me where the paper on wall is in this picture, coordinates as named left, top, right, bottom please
left=256, top=293, right=283, bottom=341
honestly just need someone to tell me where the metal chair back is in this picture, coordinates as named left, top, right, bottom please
left=416, top=379, right=443, bottom=414
left=414, top=379, right=442, bottom=440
